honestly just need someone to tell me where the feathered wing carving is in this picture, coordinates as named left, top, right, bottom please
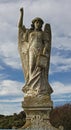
left=44, top=23, right=52, bottom=78
left=18, top=27, right=29, bottom=83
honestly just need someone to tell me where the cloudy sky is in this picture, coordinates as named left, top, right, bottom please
left=0, top=0, right=71, bottom=115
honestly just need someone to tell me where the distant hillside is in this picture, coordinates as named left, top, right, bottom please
left=0, top=111, right=26, bottom=129
left=0, top=104, right=71, bottom=129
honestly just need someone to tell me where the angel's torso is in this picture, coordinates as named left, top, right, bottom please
left=19, top=28, right=48, bottom=54
left=28, top=31, right=44, bottom=52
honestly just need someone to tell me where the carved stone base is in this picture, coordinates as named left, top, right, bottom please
left=22, top=93, right=63, bottom=130
left=22, top=92, right=53, bottom=108
left=22, top=107, right=51, bottom=129
left=22, top=108, right=63, bottom=130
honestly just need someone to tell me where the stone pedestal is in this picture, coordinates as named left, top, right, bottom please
left=22, top=92, right=63, bottom=130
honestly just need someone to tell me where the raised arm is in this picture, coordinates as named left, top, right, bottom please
left=18, top=8, right=23, bottom=28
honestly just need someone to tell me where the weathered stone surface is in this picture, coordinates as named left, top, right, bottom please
left=22, top=93, right=53, bottom=108
left=21, top=93, right=63, bottom=130
left=18, top=7, right=53, bottom=95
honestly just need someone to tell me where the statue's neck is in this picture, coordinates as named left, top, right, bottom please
left=34, top=28, right=42, bottom=31
left=34, top=28, right=39, bottom=31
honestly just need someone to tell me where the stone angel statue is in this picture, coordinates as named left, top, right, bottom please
left=18, top=8, right=53, bottom=95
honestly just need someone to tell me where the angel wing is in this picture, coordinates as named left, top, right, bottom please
left=18, top=27, right=29, bottom=83
left=44, top=23, right=52, bottom=78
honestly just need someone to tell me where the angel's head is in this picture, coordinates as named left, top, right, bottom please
left=31, top=17, right=44, bottom=31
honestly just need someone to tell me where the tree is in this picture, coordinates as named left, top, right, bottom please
left=50, top=104, right=71, bottom=130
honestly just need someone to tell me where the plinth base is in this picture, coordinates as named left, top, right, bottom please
left=22, top=93, right=63, bottom=130
left=22, top=107, right=63, bottom=130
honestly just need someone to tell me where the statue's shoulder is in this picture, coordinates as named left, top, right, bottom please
left=44, top=23, right=51, bottom=32
left=43, top=23, right=51, bottom=41
left=18, top=25, right=26, bottom=32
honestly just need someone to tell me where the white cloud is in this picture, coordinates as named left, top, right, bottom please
left=52, top=36, right=71, bottom=50
left=51, top=81, right=71, bottom=105
left=0, top=3, right=21, bottom=69
left=0, top=41, right=22, bottom=69
left=51, top=81, right=71, bottom=95
left=0, top=79, right=24, bottom=115
left=0, top=0, right=19, bottom=4
left=0, top=97, right=23, bottom=103
left=49, top=51, right=71, bottom=74
left=0, top=80, right=23, bottom=96
left=0, top=103, right=23, bottom=115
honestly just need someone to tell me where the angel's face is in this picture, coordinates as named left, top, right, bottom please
left=34, top=20, right=42, bottom=30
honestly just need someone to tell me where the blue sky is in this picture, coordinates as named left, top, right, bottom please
left=0, top=0, right=71, bottom=115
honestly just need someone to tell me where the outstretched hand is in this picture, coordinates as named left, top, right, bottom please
left=20, top=7, right=23, bottom=12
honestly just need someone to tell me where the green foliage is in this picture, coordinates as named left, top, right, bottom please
left=0, top=111, right=26, bottom=129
